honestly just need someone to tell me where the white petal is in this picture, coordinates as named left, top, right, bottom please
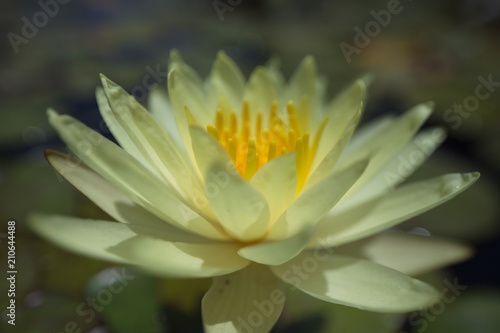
left=45, top=150, right=206, bottom=243
left=96, top=87, right=144, bottom=165
left=202, top=264, right=285, bottom=333
left=268, top=159, right=368, bottom=240
left=190, top=126, right=270, bottom=241
left=48, top=110, right=227, bottom=240
left=207, top=51, right=246, bottom=112
left=271, top=253, right=440, bottom=313
left=346, top=232, right=473, bottom=276
left=238, top=226, right=313, bottom=265
left=29, top=214, right=247, bottom=278
left=310, top=172, right=480, bottom=248
left=28, top=214, right=134, bottom=263
left=250, top=153, right=297, bottom=223
left=109, top=234, right=249, bottom=278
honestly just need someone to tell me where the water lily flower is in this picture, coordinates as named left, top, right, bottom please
left=30, top=51, right=479, bottom=333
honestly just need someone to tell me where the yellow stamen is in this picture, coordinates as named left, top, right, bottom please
left=286, top=101, right=301, bottom=135
left=215, top=109, right=224, bottom=132
left=205, top=100, right=323, bottom=191
left=228, top=138, right=236, bottom=161
left=207, top=125, right=219, bottom=140
left=244, top=140, right=258, bottom=180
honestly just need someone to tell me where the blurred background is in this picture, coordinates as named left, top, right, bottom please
left=1, top=0, right=499, bottom=332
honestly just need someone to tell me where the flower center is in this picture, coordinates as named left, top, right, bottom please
left=206, top=100, right=327, bottom=190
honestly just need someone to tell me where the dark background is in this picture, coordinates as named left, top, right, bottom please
left=1, top=0, right=499, bottom=332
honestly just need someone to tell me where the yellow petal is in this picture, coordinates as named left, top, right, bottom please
left=343, top=232, right=473, bottom=276
left=310, top=172, right=480, bottom=248
left=207, top=51, right=246, bottom=112
left=29, top=214, right=246, bottom=278
left=48, top=110, right=227, bottom=240
left=283, top=55, right=318, bottom=131
left=202, top=264, right=285, bottom=333
left=100, top=75, right=208, bottom=211
left=339, top=102, right=433, bottom=199
left=148, top=88, right=183, bottom=148
left=314, top=79, right=366, bottom=168
left=243, top=66, right=278, bottom=120
left=96, top=87, right=145, bottom=165
left=340, top=127, right=446, bottom=210
left=45, top=150, right=206, bottom=243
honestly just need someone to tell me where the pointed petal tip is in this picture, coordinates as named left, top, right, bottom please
left=46, top=108, right=59, bottom=119
left=360, top=72, right=375, bottom=86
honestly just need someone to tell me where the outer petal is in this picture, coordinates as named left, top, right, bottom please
left=340, top=232, right=473, bottom=276
left=250, top=153, right=297, bottom=223
left=339, top=127, right=446, bottom=210
left=45, top=150, right=206, bottom=242
left=96, top=87, right=145, bottom=165
left=270, top=253, right=439, bottom=313
left=267, top=159, right=368, bottom=240
left=28, top=214, right=248, bottom=278
left=100, top=75, right=208, bottom=211
left=306, top=107, right=362, bottom=189
left=202, top=264, right=285, bottom=333
left=338, top=102, right=433, bottom=198
left=190, top=126, right=270, bottom=241
left=48, top=110, right=227, bottom=240
left=314, top=79, right=366, bottom=170
left=310, top=172, right=480, bottom=248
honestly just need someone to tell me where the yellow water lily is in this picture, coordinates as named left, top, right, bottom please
left=30, top=51, right=478, bottom=333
